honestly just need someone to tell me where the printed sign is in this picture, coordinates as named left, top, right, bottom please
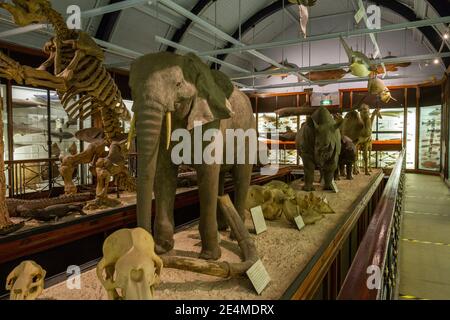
left=246, top=259, right=271, bottom=295
left=250, top=206, right=268, bottom=235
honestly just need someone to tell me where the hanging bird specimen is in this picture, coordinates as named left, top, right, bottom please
left=288, top=0, right=317, bottom=38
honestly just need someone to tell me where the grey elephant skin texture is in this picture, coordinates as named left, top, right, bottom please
left=296, top=106, right=342, bottom=191
left=129, top=52, right=256, bottom=261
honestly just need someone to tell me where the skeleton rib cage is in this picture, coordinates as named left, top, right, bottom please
left=57, top=46, right=130, bottom=142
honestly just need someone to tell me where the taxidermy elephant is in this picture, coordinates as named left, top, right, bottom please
left=296, top=106, right=342, bottom=191
left=129, top=52, right=255, bottom=260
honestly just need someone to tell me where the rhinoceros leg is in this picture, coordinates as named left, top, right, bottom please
left=323, top=169, right=335, bottom=191
left=303, top=157, right=315, bottom=191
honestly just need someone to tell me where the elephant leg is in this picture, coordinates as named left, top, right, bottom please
left=216, top=171, right=228, bottom=231
left=154, top=147, right=179, bottom=255
left=303, top=158, right=315, bottom=191
left=196, top=164, right=221, bottom=260
left=232, top=164, right=252, bottom=222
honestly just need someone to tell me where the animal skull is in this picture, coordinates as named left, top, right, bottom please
left=6, top=260, right=46, bottom=300
left=0, top=0, right=52, bottom=26
left=96, top=228, right=163, bottom=300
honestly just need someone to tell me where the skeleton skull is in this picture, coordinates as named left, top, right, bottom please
left=6, top=260, right=46, bottom=300
left=96, top=228, right=163, bottom=300
left=0, top=0, right=52, bottom=26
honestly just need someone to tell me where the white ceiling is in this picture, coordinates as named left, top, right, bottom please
left=0, top=0, right=447, bottom=93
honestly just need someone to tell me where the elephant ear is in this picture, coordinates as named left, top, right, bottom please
left=183, top=53, right=233, bottom=130
left=210, top=69, right=234, bottom=99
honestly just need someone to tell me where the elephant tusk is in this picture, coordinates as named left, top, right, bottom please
left=166, top=112, right=172, bottom=150
left=127, top=114, right=136, bottom=151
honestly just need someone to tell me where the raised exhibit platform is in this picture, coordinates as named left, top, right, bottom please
left=40, top=169, right=384, bottom=300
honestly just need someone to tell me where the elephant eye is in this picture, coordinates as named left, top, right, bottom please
left=176, top=82, right=182, bottom=88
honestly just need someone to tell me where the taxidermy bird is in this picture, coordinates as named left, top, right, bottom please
left=339, top=36, right=372, bottom=77
left=374, top=52, right=412, bottom=74
left=303, top=64, right=349, bottom=84
left=288, top=0, right=317, bottom=38
left=257, top=59, right=301, bottom=80
left=368, top=74, right=397, bottom=103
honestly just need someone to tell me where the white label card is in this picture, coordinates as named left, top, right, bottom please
left=246, top=259, right=271, bottom=295
left=250, top=206, right=267, bottom=235
left=331, top=180, right=339, bottom=193
left=294, top=215, right=306, bottom=231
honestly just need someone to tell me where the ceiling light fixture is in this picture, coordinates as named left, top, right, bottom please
left=433, top=58, right=440, bottom=64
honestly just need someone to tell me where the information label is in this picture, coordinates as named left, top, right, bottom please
left=294, top=214, right=306, bottom=231
left=246, top=259, right=271, bottom=295
left=250, top=206, right=268, bottom=235
left=331, top=180, right=339, bottom=193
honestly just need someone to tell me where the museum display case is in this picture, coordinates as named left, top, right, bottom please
left=418, top=105, right=441, bottom=171
left=2, top=85, right=93, bottom=196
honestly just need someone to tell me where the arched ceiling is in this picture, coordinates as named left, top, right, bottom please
left=0, top=0, right=448, bottom=92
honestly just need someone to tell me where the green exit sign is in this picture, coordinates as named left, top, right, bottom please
left=320, top=99, right=333, bottom=106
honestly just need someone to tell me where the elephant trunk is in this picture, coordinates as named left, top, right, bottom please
left=136, top=103, right=163, bottom=232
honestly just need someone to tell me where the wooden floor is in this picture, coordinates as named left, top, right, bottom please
left=399, top=174, right=450, bottom=300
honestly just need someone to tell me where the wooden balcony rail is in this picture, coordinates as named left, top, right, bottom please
left=338, top=150, right=406, bottom=300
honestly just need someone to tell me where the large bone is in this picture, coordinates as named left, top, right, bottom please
left=161, top=195, right=258, bottom=278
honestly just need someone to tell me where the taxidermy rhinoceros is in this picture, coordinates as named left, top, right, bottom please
left=296, top=106, right=342, bottom=191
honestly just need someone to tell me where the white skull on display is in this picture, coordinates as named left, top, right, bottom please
left=96, top=228, right=163, bottom=300
left=6, top=260, right=46, bottom=300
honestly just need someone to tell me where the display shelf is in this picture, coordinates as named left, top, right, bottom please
left=35, top=170, right=385, bottom=300
left=0, top=167, right=295, bottom=298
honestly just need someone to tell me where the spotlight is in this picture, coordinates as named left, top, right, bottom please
left=444, top=33, right=449, bottom=40
left=434, top=58, right=440, bottom=64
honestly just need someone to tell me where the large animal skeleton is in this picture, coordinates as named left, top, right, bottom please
left=0, top=0, right=134, bottom=205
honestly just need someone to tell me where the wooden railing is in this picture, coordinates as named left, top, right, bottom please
left=338, top=150, right=406, bottom=300
left=4, top=158, right=62, bottom=197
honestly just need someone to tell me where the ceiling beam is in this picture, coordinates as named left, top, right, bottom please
left=199, top=16, right=450, bottom=56
left=83, top=0, right=151, bottom=18
left=166, top=0, right=211, bottom=52
left=244, top=74, right=439, bottom=91
left=155, top=36, right=251, bottom=73
left=156, top=0, right=309, bottom=82
left=231, top=52, right=450, bottom=81
left=209, top=0, right=450, bottom=70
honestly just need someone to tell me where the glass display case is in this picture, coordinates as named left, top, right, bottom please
left=370, top=108, right=404, bottom=169
left=418, top=105, right=441, bottom=171
left=257, top=112, right=277, bottom=136
left=406, top=108, right=416, bottom=170
left=1, top=85, right=7, bottom=162
left=4, top=86, right=94, bottom=195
